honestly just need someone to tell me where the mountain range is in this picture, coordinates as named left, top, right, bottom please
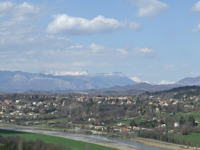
left=176, top=76, right=200, bottom=85
left=86, top=83, right=179, bottom=95
left=0, top=70, right=136, bottom=92
left=0, top=70, right=200, bottom=93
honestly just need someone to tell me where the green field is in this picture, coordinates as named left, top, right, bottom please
left=0, top=129, right=117, bottom=150
left=156, top=112, right=200, bottom=121
left=183, top=133, right=200, bottom=146
left=155, top=112, right=168, bottom=117
left=115, top=118, right=144, bottom=125
left=48, top=117, right=68, bottom=122
left=134, top=118, right=145, bottom=123
left=26, top=117, right=68, bottom=125
left=174, top=112, right=200, bottom=121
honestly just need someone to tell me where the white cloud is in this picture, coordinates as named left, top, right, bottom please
left=191, top=2, right=200, bottom=33
left=129, top=22, right=142, bottom=30
left=115, top=47, right=156, bottom=58
left=0, top=1, right=15, bottom=17
left=89, top=43, right=104, bottom=53
left=128, top=0, right=169, bottom=18
left=192, top=23, right=200, bottom=32
left=12, top=2, right=42, bottom=21
left=140, top=47, right=154, bottom=53
left=69, top=45, right=83, bottom=49
left=191, top=1, right=200, bottom=13
left=0, top=21, right=156, bottom=71
left=116, top=48, right=128, bottom=55
left=0, top=2, right=155, bottom=72
left=135, top=72, right=143, bottom=76
left=190, top=71, right=198, bottom=76
left=114, top=47, right=156, bottom=58
left=139, top=47, right=156, bottom=58
left=131, top=76, right=141, bottom=83
left=164, top=64, right=177, bottom=72
left=158, top=80, right=175, bottom=85
left=46, top=14, right=140, bottom=35
left=0, top=1, right=42, bottom=21
left=181, top=62, right=189, bottom=68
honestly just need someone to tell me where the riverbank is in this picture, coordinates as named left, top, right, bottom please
left=0, top=126, right=145, bottom=150
left=0, top=124, right=188, bottom=150
left=131, top=138, right=192, bottom=150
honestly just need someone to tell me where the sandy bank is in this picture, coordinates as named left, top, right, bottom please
left=131, top=138, right=188, bottom=150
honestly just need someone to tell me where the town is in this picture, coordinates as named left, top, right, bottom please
left=1, top=86, right=200, bottom=147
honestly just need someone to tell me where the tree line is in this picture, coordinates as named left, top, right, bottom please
left=0, top=135, right=70, bottom=150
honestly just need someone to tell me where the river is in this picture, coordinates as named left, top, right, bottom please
left=0, top=127, right=168, bottom=150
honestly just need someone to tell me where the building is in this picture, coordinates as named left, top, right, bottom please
left=174, top=122, right=179, bottom=127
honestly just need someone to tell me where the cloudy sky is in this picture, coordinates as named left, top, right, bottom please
left=0, top=0, right=200, bottom=84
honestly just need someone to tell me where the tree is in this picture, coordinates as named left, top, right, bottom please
left=176, top=102, right=180, bottom=112
left=130, top=120, right=137, bottom=129
left=188, top=116, right=195, bottom=126
left=107, top=126, right=111, bottom=132
left=151, top=105, right=156, bottom=111
left=158, top=104, right=162, bottom=112
left=179, top=116, right=185, bottom=126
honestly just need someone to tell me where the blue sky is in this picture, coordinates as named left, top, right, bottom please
left=0, top=0, right=200, bottom=84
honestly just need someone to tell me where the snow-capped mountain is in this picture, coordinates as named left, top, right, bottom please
left=0, top=70, right=136, bottom=92
left=44, top=70, right=88, bottom=76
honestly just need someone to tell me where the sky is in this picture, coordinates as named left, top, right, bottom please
left=0, top=0, right=200, bottom=84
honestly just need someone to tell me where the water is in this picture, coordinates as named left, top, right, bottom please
left=0, top=127, right=168, bottom=150
left=107, top=137, right=167, bottom=150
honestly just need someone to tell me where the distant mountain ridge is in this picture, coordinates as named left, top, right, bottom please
left=2, top=70, right=200, bottom=93
left=86, top=82, right=180, bottom=95
left=176, top=76, right=200, bottom=85
left=108, top=83, right=178, bottom=91
left=0, top=70, right=136, bottom=92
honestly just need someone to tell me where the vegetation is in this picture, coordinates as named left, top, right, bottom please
left=0, top=129, right=116, bottom=150
left=1, top=85, right=200, bottom=148
left=0, top=134, right=69, bottom=150
left=183, top=133, right=200, bottom=146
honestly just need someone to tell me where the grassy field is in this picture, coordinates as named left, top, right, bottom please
left=0, top=129, right=117, bottom=150
left=183, top=133, right=200, bottom=146
left=155, top=112, right=168, bottom=117
left=156, top=112, right=200, bottom=121
left=134, top=118, right=145, bottom=123
left=47, top=117, right=68, bottom=122
left=114, top=118, right=144, bottom=125
left=174, top=112, right=200, bottom=121
left=26, top=117, right=68, bottom=125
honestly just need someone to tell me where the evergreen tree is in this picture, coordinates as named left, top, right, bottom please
left=188, top=116, right=195, bottom=126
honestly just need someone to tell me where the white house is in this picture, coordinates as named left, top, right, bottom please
left=174, top=122, right=179, bottom=127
